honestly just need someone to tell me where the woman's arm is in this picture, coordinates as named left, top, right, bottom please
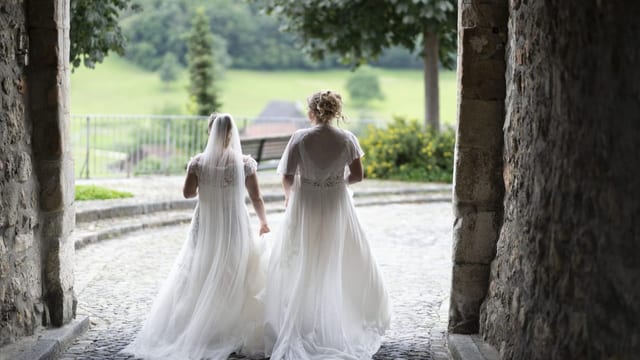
left=183, top=171, right=198, bottom=198
left=282, top=174, right=295, bottom=208
left=245, top=172, right=270, bottom=235
left=347, top=157, right=364, bottom=184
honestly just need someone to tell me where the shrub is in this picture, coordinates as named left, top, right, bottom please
left=359, top=117, right=455, bottom=183
left=133, top=155, right=188, bottom=176
left=75, top=185, right=133, bottom=201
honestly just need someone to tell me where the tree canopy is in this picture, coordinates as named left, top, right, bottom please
left=70, top=0, right=139, bottom=69
left=257, top=0, right=456, bottom=68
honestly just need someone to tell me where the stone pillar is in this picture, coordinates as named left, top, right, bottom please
left=27, top=0, right=75, bottom=326
left=0, top=0, right=45, bottom=346
left=448, top=0, right=507, bottom=334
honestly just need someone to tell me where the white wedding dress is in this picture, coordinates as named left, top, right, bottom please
left=264, top=124, right=391, bottom=359
left=123, top=117, right=267, bottom=360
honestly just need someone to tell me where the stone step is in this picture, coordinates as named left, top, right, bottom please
left=0, top=317, right=90, bottom=360
left=72, top=192, right=451, bottom=249
left=448, top=334, right=499, bottom=360
left=75, top=187, right=451, bottom=224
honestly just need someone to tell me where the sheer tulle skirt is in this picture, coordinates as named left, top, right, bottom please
left=123, top=190, right=268, bottom=360
left=264, top=180, right=391, bottom=359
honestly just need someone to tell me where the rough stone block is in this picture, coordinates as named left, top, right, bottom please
left=26, top=27, right=62, bottom=67
left=460, top=60, right=506, bottom=101
left=2, top=181, right=20, bottom=226
left=16, top=151, right=32, bottom=182
left=0, top=232, right=5, bottom=256
left=462, top=27, right=506, bottom=61
left=13, top=233, right=33, bottom=253
left=45, top=235, right=74, bottom=293
left=40, top=206, right=75, bottom=240
left=35, top=162, right=63, bottom=212
left=44, top=232, right=75, bottom=326
left=453, top=211, right=500, bottom=264
left=26, top=0, right=57, bottom=29
left=453, top=147, right=504, bottom=208
left=449, top=263, right=491, bottom=333
left=25, top=67, right=59, bottom=111
left=457, top=100, right=504, bottom=149
left=460, top=1, right=509, bottom=29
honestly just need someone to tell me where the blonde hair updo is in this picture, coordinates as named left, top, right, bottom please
left=307, top=90, right=344, bottom=124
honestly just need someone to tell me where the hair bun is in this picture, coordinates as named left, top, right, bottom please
left=308, top=90, right=343, bottom=124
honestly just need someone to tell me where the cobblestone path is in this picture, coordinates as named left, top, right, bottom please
left=61, top=203, right=452, bottom=360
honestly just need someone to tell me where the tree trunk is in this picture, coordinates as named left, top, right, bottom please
left=423, top=30, right=440, bottom=132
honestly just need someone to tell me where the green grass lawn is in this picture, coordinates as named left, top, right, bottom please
left=75, top=185, right=134, bottom=201
left=71, top=56, right=458, bottom=126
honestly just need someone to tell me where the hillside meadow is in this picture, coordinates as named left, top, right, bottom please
left=70, top=56, right=458, bottom=126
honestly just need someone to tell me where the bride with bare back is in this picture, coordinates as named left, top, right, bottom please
left=264, top=90, right=391, bottom=359
left=123, top=113, right=270, bottom=360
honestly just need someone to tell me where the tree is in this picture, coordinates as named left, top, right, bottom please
left=256, top=0, right=457, bottom=131
left=346, top=67, right=384, bottom=107
left=159, top=52, right=180, bottom=85
left=186, top=8, right=221, bottom=116
left=70, top=0, right=139, bottom=69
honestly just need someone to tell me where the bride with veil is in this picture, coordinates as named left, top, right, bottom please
left=123, top=113, right=270, bottom=360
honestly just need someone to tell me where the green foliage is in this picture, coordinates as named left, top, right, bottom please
left=133, top=155, right=188, bottom=175
left=256, top=0, right=457, bottom=68
left=75, top=185, right=133, bottom=201
left=187, top=8, right=221, bottom=115
left=159, top=52, right=180, bottom=84
left=346, top=67, right=384, bottom=107
left=70, top=0, right=139, bottom=69
left=360, top=117, right=455, bottom=182
left=120, top=0, right=333, bottom=71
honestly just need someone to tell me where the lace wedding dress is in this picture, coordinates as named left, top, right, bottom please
left=264, top=124, right=391, bottom=359
left=123, top=116, right=267, bottom=360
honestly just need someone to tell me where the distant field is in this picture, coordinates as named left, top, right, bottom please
left=70, top=56, right=458, bottom=126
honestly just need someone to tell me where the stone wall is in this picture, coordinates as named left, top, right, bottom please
left=480, top=1, right=640, bottom=359
left=0, top=0, right=75, bottom=346
left=0, top=0, right=44, bottom=346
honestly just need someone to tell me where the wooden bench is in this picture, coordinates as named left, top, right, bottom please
left=240, top=135, right=291, bottom=167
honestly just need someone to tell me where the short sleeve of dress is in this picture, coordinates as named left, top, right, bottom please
left=346, top=131, right=365, bottom=162
left=277, top=133, right=300, bottom=175
left=243, top=155, right=258, bottom=176
left=187, top=154, right=202, bottom=176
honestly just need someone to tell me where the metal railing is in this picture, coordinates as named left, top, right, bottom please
left=71, top=114, right=385, bottom=179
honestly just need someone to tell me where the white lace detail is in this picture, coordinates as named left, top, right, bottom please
left=243, top=155, right=258, bottom=176
left=196, top=166, right=237, bottom=188
left=300, top=175, right=345, bottom=188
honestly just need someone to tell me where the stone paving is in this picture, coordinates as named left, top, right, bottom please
left=60, top=203, right=453, bottom=360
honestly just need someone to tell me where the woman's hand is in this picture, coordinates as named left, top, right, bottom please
left=259, top=223, right=271, bottom=235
